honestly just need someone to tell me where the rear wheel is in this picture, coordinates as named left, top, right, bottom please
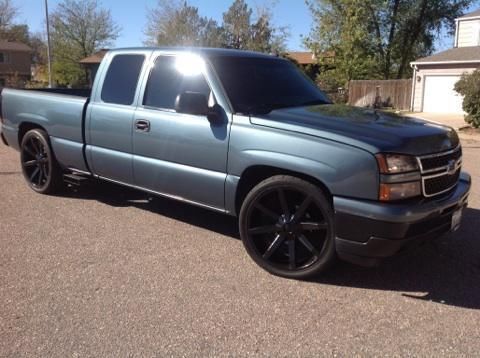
left=239, top=175, right=336, bottom=279
left=20, top=129, right=64, bottom=194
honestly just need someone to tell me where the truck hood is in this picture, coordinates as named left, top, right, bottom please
left=250, top=104, right=459, bottom=155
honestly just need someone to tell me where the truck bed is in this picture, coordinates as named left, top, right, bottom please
left=29, top=88, right=91, bottom=98
left=1, top=88, right=90, bottom=172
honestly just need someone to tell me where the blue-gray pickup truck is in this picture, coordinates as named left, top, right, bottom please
left=0, top=48, right=471, bottom=278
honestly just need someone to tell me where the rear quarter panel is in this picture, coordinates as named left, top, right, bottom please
left=1, top=89, right=88, bottom=171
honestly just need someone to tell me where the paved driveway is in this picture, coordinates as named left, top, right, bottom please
left=414, top=112, right=467, bottom=129
left=1, top=140, right=479, bottom=356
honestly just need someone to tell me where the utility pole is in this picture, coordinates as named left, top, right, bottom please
left=45, top=0, right=53, bottom=88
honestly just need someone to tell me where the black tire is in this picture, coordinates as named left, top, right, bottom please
left=20, top=129, right=64, bottom=194
left=239, top=175, right=336, bottom=279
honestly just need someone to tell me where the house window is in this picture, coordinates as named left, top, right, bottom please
left=0, top=53, right=9, bottom=63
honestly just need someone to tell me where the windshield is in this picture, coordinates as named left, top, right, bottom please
left=210, top=56, right=331, bottom=114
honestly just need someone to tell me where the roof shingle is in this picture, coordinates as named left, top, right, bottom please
left=411, top=46, right=480, bottom=64
left=0, top=41, right=31, bottom=52
left=286, top=52, right=316, bottom=65
left=79, top=49, right=109, bottom=64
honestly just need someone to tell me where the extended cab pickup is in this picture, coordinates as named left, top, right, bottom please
left=0, top=48, right=471, bottom=279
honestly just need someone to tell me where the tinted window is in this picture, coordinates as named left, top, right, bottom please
left=143, top=56, right=211, bottom=110
left=210, top=57, right=330, bottom=114
left=101, top=54, right=145, bottom=105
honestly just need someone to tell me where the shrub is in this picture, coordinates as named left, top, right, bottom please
left=454, top=70, right=480, bottom=128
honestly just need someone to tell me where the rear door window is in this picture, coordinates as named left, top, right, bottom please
left=101, top=54, right=145, bottom=105
left=143, top=56, right=211, bottom=110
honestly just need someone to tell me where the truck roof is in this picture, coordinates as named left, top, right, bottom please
left=109, top=47, right=280, bottom=60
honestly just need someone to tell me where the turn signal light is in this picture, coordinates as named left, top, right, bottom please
left=379, top=182, right=421, bottom=201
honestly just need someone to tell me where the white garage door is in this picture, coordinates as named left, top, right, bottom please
left=423, top=76, right=464, bottom=114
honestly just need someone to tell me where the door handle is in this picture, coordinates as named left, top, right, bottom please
left=135, top=119, right=150, bottom=132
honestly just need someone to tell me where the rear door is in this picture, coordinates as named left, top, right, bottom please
left=132, top=53, right=230, bottom=210
left=86, top=51, right=148, bottom=184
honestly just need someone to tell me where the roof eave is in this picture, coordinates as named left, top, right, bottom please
left=456, top=15, right=480, bottom=21
left=0, top=48, right=32, bottom=52
left=410, top=59, right=480, bottom=66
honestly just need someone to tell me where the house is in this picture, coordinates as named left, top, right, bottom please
left=410, top=9, right=480, bottom=114
left=79, top=49, right=109, bottom=86
left=0, top=40, right=32, bottom=88
left=286, top=51, right=335, bottom=81
left=286, top=51, right=335, bottom=65
left=287, top=51, right=317, bottom=65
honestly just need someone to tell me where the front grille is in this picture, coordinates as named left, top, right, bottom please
left=424, top=168, right=460, bottom=196
left=418, top=146, right=462, bottom=197
left=420, top=147, right=462, bottom=172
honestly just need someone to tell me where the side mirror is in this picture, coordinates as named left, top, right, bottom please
left=175, top=92, right=209, bottom=116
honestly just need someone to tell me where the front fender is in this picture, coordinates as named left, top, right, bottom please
left=226, top=117, right=379, bottom=214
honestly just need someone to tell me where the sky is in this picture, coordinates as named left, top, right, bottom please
left=12, top=0, right=480, bottom=52
left=14, top=0, right=313, bottom=51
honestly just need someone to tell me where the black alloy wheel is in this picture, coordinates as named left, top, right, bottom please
left=239, top=175, right=336, bottom=279
left=20, top=129, right=63, bottom=194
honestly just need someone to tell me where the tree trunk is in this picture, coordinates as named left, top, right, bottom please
left=396, top=0, right=428, bottom=79
left=384, top=0, right=400, bottom=79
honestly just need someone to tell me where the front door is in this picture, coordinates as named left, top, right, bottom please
left=132, top=54, right=230, bottom=210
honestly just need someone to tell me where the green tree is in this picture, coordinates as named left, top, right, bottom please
left=0, top=0, right=30, bottom=43
left=366, top=0, right=475, bottom=79
left=145, top=0, right=287, bottom=53
left=29, top=32, right=48, bottom=66
left=0, top=24, right=28, bottom=42
left=305, top=0, right=476, bottom=87
left=145, top=0, right=223, bottom=47
left=222, top=0, right=287, bottom=53
left=304, top=0, right=377, bottom=89
left=455, top=70, right=480, bottom=128
left=222, top=0, right=252, bottom=49
left=50, top=0, right=120, bottom=87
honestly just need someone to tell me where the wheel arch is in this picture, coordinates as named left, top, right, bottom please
left=18, top=122, right=47, bottom=146
left=234, top=165, right=333, bottom=215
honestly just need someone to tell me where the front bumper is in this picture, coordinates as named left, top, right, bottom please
left=333, top=172, right=471, bottom=266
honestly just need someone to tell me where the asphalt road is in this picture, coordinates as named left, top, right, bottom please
left=1, top=139, right=479, bottom=356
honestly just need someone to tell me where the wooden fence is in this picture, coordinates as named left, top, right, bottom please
left=348, top=79, right=412, bottom=110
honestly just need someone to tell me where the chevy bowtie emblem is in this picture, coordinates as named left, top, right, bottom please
left=447, top=159, right=458, bottom=175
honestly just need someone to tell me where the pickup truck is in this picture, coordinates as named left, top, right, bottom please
left=0, top=48, right=471, bottom=279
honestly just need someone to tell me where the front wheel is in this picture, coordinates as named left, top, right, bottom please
left=20, top=129, right=64, bottom=194
left=239, top=175, right=336, bottom=279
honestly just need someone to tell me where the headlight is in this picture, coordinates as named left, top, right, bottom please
left=375, top=154, right=419, bottom=174
left=376, top=153, right=421, bottom=201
